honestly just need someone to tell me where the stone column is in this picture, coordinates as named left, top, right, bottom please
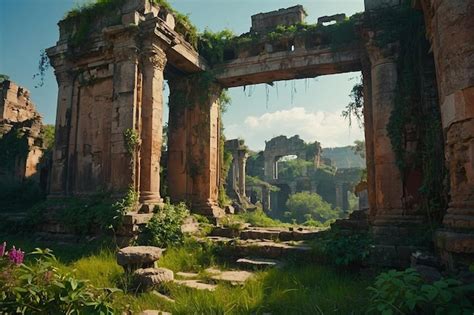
left=237, top=150, right=248, bottom=197
left=138, top=46, right=166, bottom=211
left=424, top=0, right=474, bottom=265
left=48, top=69, right=74, bottom=196
left=189, top=83, right=224, bottom=217
left=262, top=186, right=271, bottom=212
left=167, top=78, right=224, bottom=218
left=110, top=44, right=140, bottom=194
left=367, top=44, right=424, bottom=267
left=167, top=78, right=188, bottom=203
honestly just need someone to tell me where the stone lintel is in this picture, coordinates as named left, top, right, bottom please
left=215, top=46, right=361, bottom=88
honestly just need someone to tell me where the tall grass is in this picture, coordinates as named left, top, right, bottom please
left=2, top=235, right=371, bottom=314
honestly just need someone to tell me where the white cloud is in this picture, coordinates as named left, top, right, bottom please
left=224, top=107, right=364, bottom=151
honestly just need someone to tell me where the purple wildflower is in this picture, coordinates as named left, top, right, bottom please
left=8, top=246, right=24, bottom=265
left=0, top=242, right=5, bottom=257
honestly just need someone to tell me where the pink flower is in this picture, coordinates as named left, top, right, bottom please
left=8, top=246, right=24, bottom=265
left=0, top=242, right=5, bottom=257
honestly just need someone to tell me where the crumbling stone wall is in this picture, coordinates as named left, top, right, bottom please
left=0, top=80, right=45, bottom=185
left=251, top=5, right=307, bottom=34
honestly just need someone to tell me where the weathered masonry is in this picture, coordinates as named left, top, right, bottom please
left=47, top=0, right=474, bottom=268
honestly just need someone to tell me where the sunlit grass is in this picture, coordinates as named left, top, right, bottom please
left=2, top=234, right=371, bottom=314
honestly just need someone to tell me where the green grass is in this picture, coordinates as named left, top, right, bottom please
left=236, top=209, right=290, bottom=228
left=1, top=234, right=371, bottom=314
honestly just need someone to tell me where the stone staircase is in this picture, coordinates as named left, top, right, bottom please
left=202, top=226, right=323, bottom=269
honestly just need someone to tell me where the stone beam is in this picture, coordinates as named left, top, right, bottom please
left=215, top=45, right=362, bottom=88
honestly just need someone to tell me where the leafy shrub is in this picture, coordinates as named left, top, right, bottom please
left=26, top=187, right=137, bottom=235
left=138, top=201, right=189, bottom=248
left=0, top=247, right=118, bottom=314
left=286, top=192, right=341, bottom=225
left=367, top=268, right=474, bottom=315
left=311, top=229, right=370, bottom=266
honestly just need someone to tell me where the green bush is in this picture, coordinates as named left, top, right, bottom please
left=286, top=192, right=341, bottom=225
left=237, top=208, right=288, bottom=227
left=138, top=201, right=189, bottom=248
left=311, top=229, right=370, bottom=266
left=0, top=248, right=118, bottom=314
left=367, top=268, right=474, bottom=315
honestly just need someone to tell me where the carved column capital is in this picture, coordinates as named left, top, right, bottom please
left=365, top=37, right=399, bottom=66
left=142, top=47, right=167, bottom=71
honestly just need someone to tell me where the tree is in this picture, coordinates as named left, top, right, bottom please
left=352, top=140, right=366, bottom=158
left=286, top=192, right=341, bottom=224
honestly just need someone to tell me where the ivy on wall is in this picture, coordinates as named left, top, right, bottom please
left=373, top=5, right=448, bottom=221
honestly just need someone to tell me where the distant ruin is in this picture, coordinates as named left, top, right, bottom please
left=0, top=80, right=48, bottom=188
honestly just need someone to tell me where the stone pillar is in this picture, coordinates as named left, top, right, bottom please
left=138, top=47, right=166, bottom=211
left=423, top=0, right=474, bottom=266
left=167, top=77, right=224, bottom=218
left=361, top=58, right=377, bottom=218
left=48, top=70, right=74, bottom=196
left=367, top=44, right=424, bottom=267
left=110, top=44, right=140, bottom=194
left=262, top=186, right=271, bottom=212
left=167, top=79, right=188, bottom=203
left=237, top=149, right=248, bottom=197
left=190, top=83, right=224, bottom=217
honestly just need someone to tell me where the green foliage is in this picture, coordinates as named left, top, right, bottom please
left=245, top=175, right=279, bottom=192
left=278, top=158, right=313, bottom=179
left=40, top=124, right=55, bottom=151
left=0, top=248, right=118, bottom=314
left=0, top=122, right=30, bottom=168
left=286, top=192, right=341, bottom=224
left=158, top=238, right=216, bottom=273
left=123, top=128, right=140, bottom=155
left=311, top=229, right=371, bottom=266
left=367, top=268, right=474, bottom=314
left=382, top=5, right=448, bottom=220
left=138, top=201, right=189, bottom=248
left=342, top=77, right=364, bottom=127
left=237, top=208, right=288, bottom=228
left=33, top=50, right=51, bottom=88
left=0, top=74, right=9, bottom=83
left=28, top=187, right=137, bottom=234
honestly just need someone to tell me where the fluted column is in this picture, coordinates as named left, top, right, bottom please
left=237, top=150, right=248, bottom=197
left=139, top=46, right=166, bottom=211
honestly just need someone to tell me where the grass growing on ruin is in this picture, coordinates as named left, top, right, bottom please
left=1, top=234, right=371, bottom=314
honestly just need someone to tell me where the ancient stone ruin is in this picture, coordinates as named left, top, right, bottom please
left=0, top=80, right=47, bottom=187
left=44, top=0, right=474, bottom=269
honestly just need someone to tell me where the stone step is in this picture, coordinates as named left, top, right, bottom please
left=236, top=257, right=283, bottom=269
left=205, top=236, right=313, bottom=260
left=204, top=267, right=254, bottom=285
left=332, top=219, right=369, bottom=230
left=210, top=226, right=323, bottom=242
left=174, top=279, right=217, bottom=291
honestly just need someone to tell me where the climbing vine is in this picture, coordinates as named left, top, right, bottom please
left=376, top=5, right=448, bottom=221
left=342, top=77, right=364, bottom=127
left=123, top=128, right=140, bottom=155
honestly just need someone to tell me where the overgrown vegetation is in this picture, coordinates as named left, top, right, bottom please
left=0, top=247, right=117, bottom=314
left=137, top=201, right=189, bottom=248
left=311, top=229, right=371, bottom=267
left=27, top=187, right=138, bottom=234
left=286, top=191, right=341, bottom=226
left=0, top=235, right=373, bottom=314
left=367, top=268, right=474, bottom=314
left=236, top=208, right=289, bottom=228
left=379, top=5, right=448, bottom=222
left=342, top=76, right=364, bottom=127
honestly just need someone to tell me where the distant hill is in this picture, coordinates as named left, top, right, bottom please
left=321, top=146, right=365, bottom=169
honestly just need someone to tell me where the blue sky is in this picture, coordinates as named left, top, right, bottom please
left=0, top=0, right=364, bottom=151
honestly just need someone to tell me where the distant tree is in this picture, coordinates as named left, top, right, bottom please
left=0, top=74, right=9, bottom=83
left=352, top=140, right=366, bottom=158
left=286, top=192, right=341, bottom=224
left=41, top=125, right=55, bottom=151
left=278, top=159, right=313, bottom=179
